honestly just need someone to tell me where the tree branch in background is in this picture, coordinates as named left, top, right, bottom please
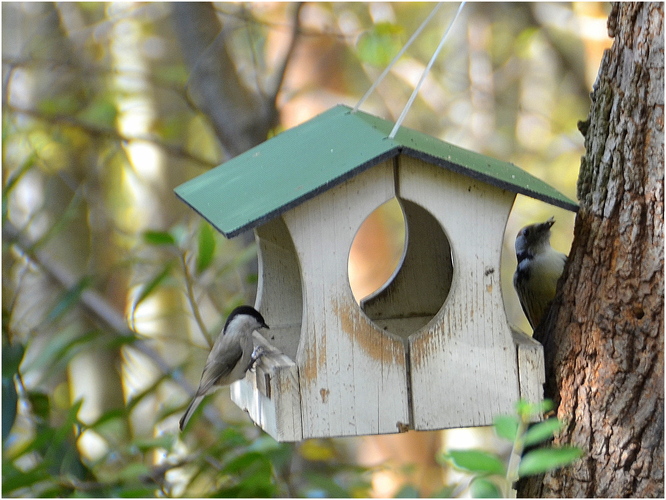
left=5, top=104, right=216, bottom=169
left=171, top=2, right=281, bottom=158
left=267, top=2, right=304, bottom=102
left=180, top=251, right=213, bottom=348
left=525, top=4, right=591, bottom=98
left=3, top=220, right=195, bottom=395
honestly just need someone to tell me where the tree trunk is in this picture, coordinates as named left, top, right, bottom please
left=170, top=2, right=280, bottom=159
left=519, top=3, right=664, bottom=497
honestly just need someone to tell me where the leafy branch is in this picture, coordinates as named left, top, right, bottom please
left=2, top=220, right=195, bottom=395
left=441, top=400, right=583, bottom=498
left=4, top=103, right=217, bottom=169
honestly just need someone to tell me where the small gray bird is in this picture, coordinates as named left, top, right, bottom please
left=179, top=305, right=269, bottom=430
left=513, top=217, right=567, bottom=330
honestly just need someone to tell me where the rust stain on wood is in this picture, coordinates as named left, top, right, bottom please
left=333, top=299, right=406, bottom=367
left=300, top=330, right=325, bottom=384
left=409, top=330, right=434, bottom=370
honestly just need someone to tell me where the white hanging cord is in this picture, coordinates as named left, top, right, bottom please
left=353, top=3, right=444, bottom=113
left=389, top=1, right=466, bottom=139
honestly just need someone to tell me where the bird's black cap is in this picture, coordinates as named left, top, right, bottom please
left=224, top=305, right=269, bottom=331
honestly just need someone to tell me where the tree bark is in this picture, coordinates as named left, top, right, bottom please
left=170, top=2, right=280, bottom=159
left=519, top=3, right=664, bottom=497
left=170, top=2, right=303, bottom=298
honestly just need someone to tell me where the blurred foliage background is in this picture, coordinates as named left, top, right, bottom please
left=3, top=2, right=611, bottom=497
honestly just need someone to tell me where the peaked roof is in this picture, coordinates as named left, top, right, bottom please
left=175, top=105, right=578, bottom=238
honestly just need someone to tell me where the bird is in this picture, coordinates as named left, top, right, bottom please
left=513, top=217, right=567, bottom=330
left=179, top=305, right=269, bottom=430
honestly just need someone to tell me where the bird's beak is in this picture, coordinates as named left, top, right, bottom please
left=543, top=217, right=555, bottom=229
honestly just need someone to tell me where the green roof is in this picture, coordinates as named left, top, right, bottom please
left=175, top=105, right=578, bottom=238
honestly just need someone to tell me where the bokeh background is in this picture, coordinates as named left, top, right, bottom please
left=3, top=2, right=611, bottom=497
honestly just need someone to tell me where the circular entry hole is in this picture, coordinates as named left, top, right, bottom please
left=348, top=198, right=406, bottom=303
left=348, top=197, right=453, bottom=339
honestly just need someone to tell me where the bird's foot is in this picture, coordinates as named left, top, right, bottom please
left=249, top=345, right=266, bottom=372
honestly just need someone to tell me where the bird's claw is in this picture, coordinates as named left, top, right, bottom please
left=249, top=345, right=267, bottom=372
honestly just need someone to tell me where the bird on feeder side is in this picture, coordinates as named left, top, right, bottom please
left=513, top=217, right=567, bottom=330
left=179, top=305, right=269, bottom=430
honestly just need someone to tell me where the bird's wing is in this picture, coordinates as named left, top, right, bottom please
left=197, top=341, right=243, bottom=395
left=524, top=290, right=541, bottom=329
left=514, top=251, right=567, bottom=329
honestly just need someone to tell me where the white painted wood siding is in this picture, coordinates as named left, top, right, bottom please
left=398, top=156, right=541, bottom=429
left=283, top=160, right=411, bottom=439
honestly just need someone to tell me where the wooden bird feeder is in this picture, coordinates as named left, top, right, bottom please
left=175, top=105, right=577, bottom=442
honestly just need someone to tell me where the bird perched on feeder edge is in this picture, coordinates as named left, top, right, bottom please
left=513, top=217, right=567, bottom=330
left=179, top=305, right=269, bottom=430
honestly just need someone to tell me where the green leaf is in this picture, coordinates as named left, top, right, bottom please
left=516, top=399, right=554, bottom=420
left=2, top=462, right=49, bottom=495
left=2, top=342, right=24, bottom=378
left=196, top=221, right=216, bottom=273
left=28, top=391, right=50, bottom=421
left=222, top=451, right=266, bottom=474
left=217, top=451, right=275, bottom=497
left=38, top=95, right=80, bottom=115
left=357, top=22, right=404, bottom=66
left=2, top=376, right=18, bottom=441
left=2, top=154, right=35, bottom=221
left=46, top=276, right=93, bottom=323
left=78, top=98, right=118, bottom=128
left=494, top=415, right=519, bottom=441
left=105, top=333, right=141, bottom=349
left=10, top=422, right=56, bottom=459
left=130, top=263, right=172, bottom=315
left=445, top=449, right=506, bottom=476
left=518, top=446, right=583, bottom=477
left=143, top=230, right=176, bottom=246
left=87, top=408, right=126, bottom=430
left=2, top=343, right=24, bottom=438
left=57, top=440, right=90, bottom=480
left=118, top=462, right=151, bottom=482
left=470, top=477, right=503, bottom=498
left=523, top=418, right=564, bottom=447
left=118, top=486, right=159, bottom=498
left=45, top=399, right=83, bottom=457
left=219, top=425, right=250, bottom=446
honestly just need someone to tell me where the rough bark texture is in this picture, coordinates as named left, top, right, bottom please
left=519, top=3, right=664, bottom=497
left=170, top=2, right=301, bottom=288
left=171, top=2, right=280, bottom=158
left=172, top=2, right=300, bottom=157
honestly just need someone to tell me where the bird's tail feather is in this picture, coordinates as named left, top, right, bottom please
left=179, top=395, right=204, bottom=431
